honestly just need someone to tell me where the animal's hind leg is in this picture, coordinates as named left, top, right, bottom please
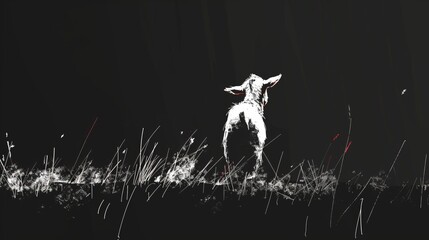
left=222, top=128, right=229, bottom=160
left=222, top=127, right=232, bottom=173
left=254, top=147, right=263, bottom=173
left=245, top=147, right=262, bottom=180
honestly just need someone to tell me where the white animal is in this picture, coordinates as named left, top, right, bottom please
left=222, top=73, right=282, bottom=177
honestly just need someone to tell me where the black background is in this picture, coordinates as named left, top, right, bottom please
left=2, top=0, right=429, bottom=184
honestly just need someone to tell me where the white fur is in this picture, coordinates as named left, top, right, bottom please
left=223, top=73, right=282, bottom=174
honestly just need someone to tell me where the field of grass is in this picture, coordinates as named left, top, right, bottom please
left=1, top=128, right=429, bottom=240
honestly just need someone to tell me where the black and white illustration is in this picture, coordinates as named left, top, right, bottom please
left=223, top=73, right=281, bottom=178
left=1, top=1, right=429, bottom=240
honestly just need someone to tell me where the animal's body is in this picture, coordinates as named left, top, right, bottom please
left=222, top=73, right=282, bottom=177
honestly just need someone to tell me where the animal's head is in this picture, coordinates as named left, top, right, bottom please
left=224, top=73, right=282, bottom=106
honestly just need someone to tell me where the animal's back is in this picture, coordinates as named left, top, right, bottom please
left=224, top=103, right=264, bottom=173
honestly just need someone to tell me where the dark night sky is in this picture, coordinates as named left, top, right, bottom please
left=1, top=0, right=429, bottom=183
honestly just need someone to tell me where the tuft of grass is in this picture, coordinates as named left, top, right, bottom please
left=369, top=171, right=388, bottom=192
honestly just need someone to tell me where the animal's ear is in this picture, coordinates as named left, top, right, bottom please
left=224, top=85, right=245, bottom=95
left=263, top=74, right=282, bottom=88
